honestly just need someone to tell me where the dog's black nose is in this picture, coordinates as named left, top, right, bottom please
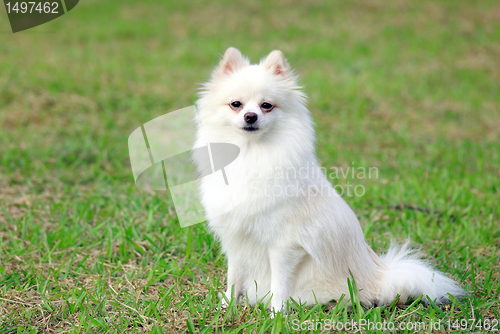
left=244, top=112, right=258, bottom=124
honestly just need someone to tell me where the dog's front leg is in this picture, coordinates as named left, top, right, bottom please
left=221, top=258, right=244, bottom=307
left=269, top=246, right=306, bottom=314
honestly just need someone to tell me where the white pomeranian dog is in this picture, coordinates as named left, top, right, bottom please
left=194, top=47, right=463, bottom=313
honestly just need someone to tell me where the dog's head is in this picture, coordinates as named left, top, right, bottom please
left=197, top=48, right=308, bottom=141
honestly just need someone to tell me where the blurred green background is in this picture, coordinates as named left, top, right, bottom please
left=0, top=0, right=499, bottom=332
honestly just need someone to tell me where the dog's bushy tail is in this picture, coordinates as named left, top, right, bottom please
left=376, top=242, right=464, bottom=305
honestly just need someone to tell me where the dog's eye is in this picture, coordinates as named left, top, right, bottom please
left=230, top=101, right=242, bottom=109
left=261, top=102, right=274, bottom=111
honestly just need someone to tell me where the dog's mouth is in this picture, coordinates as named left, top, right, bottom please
left=242, top=126, right=259, bottom=132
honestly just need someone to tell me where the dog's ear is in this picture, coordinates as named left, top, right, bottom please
left=214, top=47, right=249, bottom=78
left=261, top=50, right=291, bottom=76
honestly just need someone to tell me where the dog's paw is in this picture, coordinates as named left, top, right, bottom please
left=270, top=309, right=288, bottom=319
left=218, top=292, right=230, bottom=309
left=270, top=309, right=281, bottom=319
left=270, top=302, right=289, bottom=318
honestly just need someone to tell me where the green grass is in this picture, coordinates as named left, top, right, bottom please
left=0, top=0, right=499, bottom=332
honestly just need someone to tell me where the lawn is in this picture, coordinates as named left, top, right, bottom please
left=0, top=0, right=499, bottom=332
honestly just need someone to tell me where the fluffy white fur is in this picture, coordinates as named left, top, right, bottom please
left=194, top=47, right=464, bottom=312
